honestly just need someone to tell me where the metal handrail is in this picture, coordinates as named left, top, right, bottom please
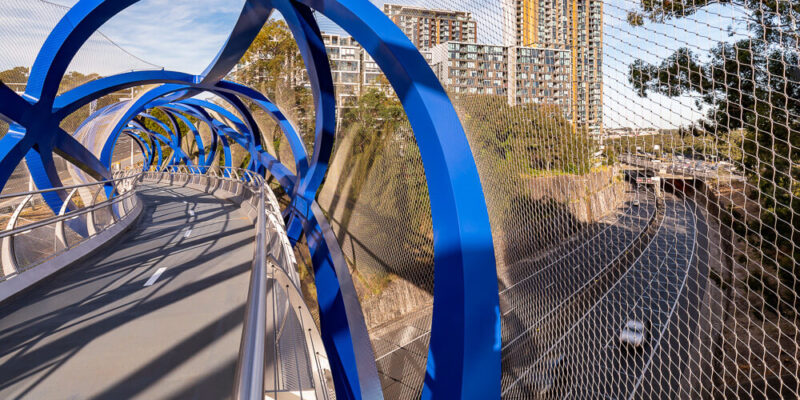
left=0, top=172, right=139, bottom=200
left=233, top=183, right=268, bottom=400
left=142, top=167, right=330, bottom=399
left=0, top=172, right=143, bottom=278
left=0, top=189, right=137, bottom=239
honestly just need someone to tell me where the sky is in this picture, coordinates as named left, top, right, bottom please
left=2, top=0, right=752, bottom=129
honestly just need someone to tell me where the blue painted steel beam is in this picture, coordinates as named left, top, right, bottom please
left=199, top=1, right=273, bottom=84
left=0, top=125, right=31, bottom=192
left=159, top=103, right=222, bottom=171
left=161, top=107, right=186, bottom=167
left=127, top=127, right=165, bottom=169
left=53, top=70, right=309, bottom=179
left=0, top=82, right=32, bottom=123
left=160, top=108, right=207, bottom=170
left=128, top=119, right=190, bottom=168
left=0, top=0, right=501, bottom=398
left=269, top=0, right=336, bottom=201
left=286, top=1, right=501, bottom=398
left=52, top=70, right=199, bottom=119
left=215, top=80, right=309, bottom=176
left=122, top=130, right=152, bottom=170
left=138, top=113, right=192, bottom=167
left=0, top=87, right=110, bottom=213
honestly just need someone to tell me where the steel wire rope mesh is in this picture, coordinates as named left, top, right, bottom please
left=225, top=17, right=319, bottom=161
left=0, top=0, right=797, bottom=397
left=229, top=14, right=438, bottom=399
left=281, top=0, right=799, bottom=398
left=0, top=0, right=162, bottom=200
left=0, top=0, right=162, bottom=95
left=0, top=1, right=160, bottom=283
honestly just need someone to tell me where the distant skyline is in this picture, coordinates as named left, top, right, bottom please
left=4, top=0, right=751, bottom=129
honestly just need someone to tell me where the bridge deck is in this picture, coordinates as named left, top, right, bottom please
left=0, top=183, right=255, bottom=400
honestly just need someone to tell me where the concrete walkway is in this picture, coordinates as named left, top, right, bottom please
left=0, top=184, right=255, bottom=400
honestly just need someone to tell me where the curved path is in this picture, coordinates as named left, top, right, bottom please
left=501, top=193, right=708, bottom=398
left=0, top=184, right=255, bottom=399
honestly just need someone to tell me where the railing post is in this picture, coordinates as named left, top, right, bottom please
left=1, top=194, right=33, bottom=277
left=86, top=186, right=105, bottom=236
left=55, top=188, right=79, bottom=250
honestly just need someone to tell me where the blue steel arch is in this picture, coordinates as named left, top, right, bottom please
left=0, top=0, right=500, bottom=399
left=121, top=130, right=153, bottom=170
left=52, top=70, right=309, bottom=190
left=127, top=118, right=191, bottom=169
left=85, top=83, right=297, bottom=191
left=159, top=108, right=208, bottom=170
left=136, top=113, right=193, bottom=168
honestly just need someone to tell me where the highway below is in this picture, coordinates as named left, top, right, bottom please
left=0, top=184, right=255, bottom=399
left=332, top=184, right=709, bottom=399
left=370, top=188, right=663, bottom=398
left=500, top=189, right=659, bottom=391
left=501, top=192, right=708, bottom=399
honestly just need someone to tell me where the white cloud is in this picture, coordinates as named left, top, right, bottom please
left=0, top=0, right=245, bottom=75
left=96, top=0, right=246, bottom=74
left=1, top=0, right=754, bottom=129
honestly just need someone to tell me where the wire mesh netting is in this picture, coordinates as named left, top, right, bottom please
left=307, top=0, right=799, bottom=398
left=0, top=0, right=162, bottom=194
left=0, top=0, right=162, bottom=93
left=0, top=0, right=797, bottom=398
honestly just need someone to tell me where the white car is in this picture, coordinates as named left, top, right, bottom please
left=620, top=320, right=646, bottom=347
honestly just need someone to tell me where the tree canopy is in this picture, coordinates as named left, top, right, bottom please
left=627, top=0, right=800, bottom=310
left=456, top=95, right=592, bottom=175
left=233, top=20, right=314, bottom=154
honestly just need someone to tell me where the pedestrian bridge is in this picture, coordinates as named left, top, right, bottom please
left=1, top=0, right=799, bottom=399
left=1, top=168, right=329, bottom=399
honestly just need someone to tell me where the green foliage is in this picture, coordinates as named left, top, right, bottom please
left=321, top=88, right=435, bottom=294
left=627, top=0, right=799, bottom=45
left=240, top=153, right=251, bottom=169
left=336, top=88, right=408, bottom=204
left=138, top=108, right=176, bottom=162
left=606, top=130, right=745, bottom=163
left=340, top=89, right=406, bottom=158
left=626, top=12, right=645, bottom=26
left=455, top=95, right=592, bottom=175
left=0, top=66, right=29, bottom=85
left=234, top=20, right=315, bottom=152
left=0, top=67, right=138, bottom=141
left=236, top=20, right=301, bottom=99
left=627, top=0, right=800, bottom=308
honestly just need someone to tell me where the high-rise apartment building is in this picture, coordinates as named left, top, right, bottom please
left=319, top=33, right=431, bottom=118
left=384, top=4, right=478, bottom=50
left=508, top=46, right=572, bottom=108
left=430, top=41, right=571, bottom=109
left=430, top=42, right=509, bottom=97
left=322, top=33, right=363, bottom=110
left=503, top=0, right=603, bottom=134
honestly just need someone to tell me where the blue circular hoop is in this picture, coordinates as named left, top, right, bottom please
left=0, top=1, right=500, bottom=398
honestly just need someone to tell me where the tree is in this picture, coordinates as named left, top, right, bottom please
left=234, top=20, right=315, bottom=153
left=336, top=88, right=407, bottom=202
left=0, top=66, right=29, bottom=88
left=627, top=0, right=800, bottom=313
left=455, top=95, right=591, bottom=175
left=340, top=89, right=406, bottom=156
left=0, top=67, right=122, bottom=139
